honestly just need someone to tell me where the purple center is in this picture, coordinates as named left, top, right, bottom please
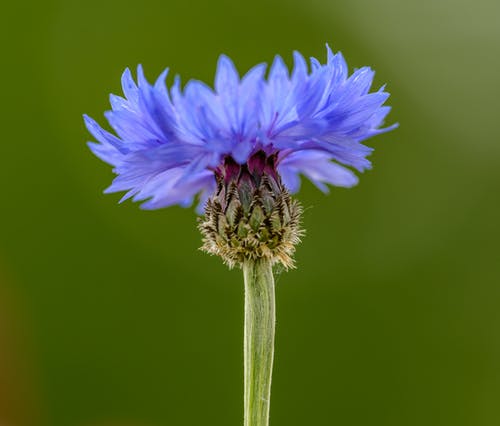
left=215, top=151, right=281, bottom=187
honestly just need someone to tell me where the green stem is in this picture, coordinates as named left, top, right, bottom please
left=243, top=259, right=276, bottom=426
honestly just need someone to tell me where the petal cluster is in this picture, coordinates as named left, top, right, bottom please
left=85, top=45, right=396, bottom=212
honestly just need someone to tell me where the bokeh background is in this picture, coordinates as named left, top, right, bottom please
left=1, top=0, right=500, bottom=425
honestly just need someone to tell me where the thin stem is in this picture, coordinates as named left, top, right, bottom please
left=243, top=259, right=276, bottom=426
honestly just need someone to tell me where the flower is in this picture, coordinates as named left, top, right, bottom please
left=84, top=44, right=396, bottom=214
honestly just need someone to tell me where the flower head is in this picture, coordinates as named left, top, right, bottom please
left=85, top=45, right=396, bottom=215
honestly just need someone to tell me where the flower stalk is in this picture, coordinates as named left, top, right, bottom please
left=243, top=258, right=275, bottom=426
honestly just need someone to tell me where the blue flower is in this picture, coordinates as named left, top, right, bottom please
left=85, top=45, right=396, bottom=213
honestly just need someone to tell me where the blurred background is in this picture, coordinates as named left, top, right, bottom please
left=1, top=0, right=499, bottom=425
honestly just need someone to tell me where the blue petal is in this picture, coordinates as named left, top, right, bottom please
left=104, top=109, right=158, bottom=142
left=215, top=54, right=239, bottom=94
left=87, top=141, right=124, bottom=166
left=291, top=51, right=308, bottom=83
left=121, top=68, right=139, bottom=104
left=280, top=150, right=359, bottom=192
left=84, top=115, right=128, bottom=154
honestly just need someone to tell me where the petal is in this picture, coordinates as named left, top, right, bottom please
left=291, top=50, right=308, bottom=83
left=87, top=141, right=124, bottom=166
left=215, top=54, right=239, bottom=94
left=84, top=115, right=128, bottom=154
left=121, top=68, right=139, bottom=104
left=277, top=165, right=301, bottom=193
left=279, top=150, right=359, bottom=192
left=104, top=109, right=158, bottom=142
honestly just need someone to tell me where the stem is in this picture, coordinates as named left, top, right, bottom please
left=243, top=259, right=276, bottom=426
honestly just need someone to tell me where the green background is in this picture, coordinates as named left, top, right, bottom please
left=1, top=0, right=499, bottom=425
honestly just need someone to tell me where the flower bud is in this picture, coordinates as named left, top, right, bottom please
left=199, top=151, right=303, bottom=269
